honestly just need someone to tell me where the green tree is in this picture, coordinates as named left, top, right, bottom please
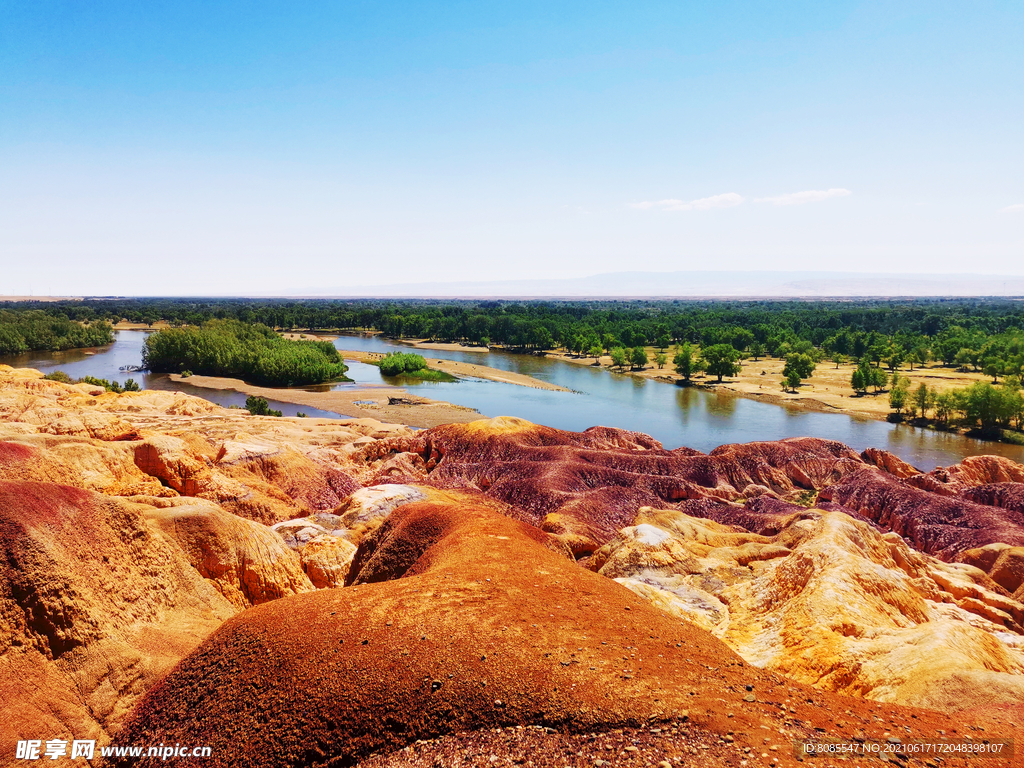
left=908, top=346, right=930, bottom=370
left=700, top=344, right=742, bottom=382
left=655, top=352, right=667, bottom=369
left=869, top=366, right=888, bottom=393
left=912, top=383, right=934, bottom=419
left=610, top=347, right=627, bottom=370
left=588, top=344, right=604, bottom=360
left=673, top=343, right=694, bottom=382
left=983, top=358, right=1003, bottom=382
left=630, top=346, right=649, bottom=370
left=851, top=368, right=867, bottom=394
left=961, top=382, right=1004, bottom=428
left=783, top=353, right=816, bottom=380
left=954, top=348, right=980, bottom=372
left=1003, top=377, right=1024, bottom=430
left=867, top=342, right=886, bottom=368
left=889, top=373, right=910, bottom=415
left=934, top=391, right=957, bottom=423
left=246, top=395, right=282, bottom=417
left=884, top=343, right=906, bottom=372
left=749, top=341, right=766, bottom=362
left=143, top=319, right=348, bottom=387
left=785, top=370, right=802, bottom=392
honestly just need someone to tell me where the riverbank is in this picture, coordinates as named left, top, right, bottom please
left=336, top=349, right=570, bottom=392
left=545, top=347, right=1013, bottom=417
left=284, top=334, right=571, bottom=393
left=113, top=321, right=172, bottom=330
left=168, top=374, right=481, bottom=428
left=261, top=330, right=1020, bottom=446
left=298, top=332, right=1010, bottom=426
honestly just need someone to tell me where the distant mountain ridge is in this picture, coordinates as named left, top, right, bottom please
left=295, top=271, right=1024, bottom=299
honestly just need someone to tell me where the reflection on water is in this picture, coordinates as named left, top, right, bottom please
left=706, top=391, right=738, bottom=418
left=3, top=330, right=1024, bottom=471
left=0, top=330, right=344, bottom=420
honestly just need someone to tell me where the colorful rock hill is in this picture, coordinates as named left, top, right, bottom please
left=0, top=367, right=1022, bottom=767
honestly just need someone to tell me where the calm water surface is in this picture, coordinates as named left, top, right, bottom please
left=4, top=330, right=1024, bottom=471
left=1, top=331, right=341, bottom=419
left=329, top=333, right=1024, bottom=470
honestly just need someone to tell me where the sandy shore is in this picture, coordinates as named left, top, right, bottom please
left=168, top=374, right=481, bottom=429
left=545, top=347, right=1007, bottom=423
left=281, top=333, right=1005, bottom=426
left=407, top=340, right=489, bottom=353
left=281, top=334, right=569, bottom=393
left=337, top=349, right=569, bottom=392
left=113, top=321, right=171, bottom=330
left=282, top=331, right=341, bottom=342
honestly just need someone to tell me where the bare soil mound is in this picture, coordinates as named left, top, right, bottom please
left=112, top=499, right=1017, bottom=767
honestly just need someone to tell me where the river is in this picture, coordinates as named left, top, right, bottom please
left=4, top=330, right=1023, bottom=471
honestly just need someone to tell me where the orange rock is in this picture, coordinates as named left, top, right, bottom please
left=595, top=506, right=1024, bottom=712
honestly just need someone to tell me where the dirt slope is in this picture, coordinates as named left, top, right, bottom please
left=113, top=499, right=1021, bottom=767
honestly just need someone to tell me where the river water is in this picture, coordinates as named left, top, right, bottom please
left=0, top=331, right=341, bottom=419
left=4, top=330, right=1023, bottom=471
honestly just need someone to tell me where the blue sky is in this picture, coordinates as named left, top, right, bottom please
left=1, top=1, right=1022, bottom=295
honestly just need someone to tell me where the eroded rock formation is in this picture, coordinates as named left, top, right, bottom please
left=593, top=506, right=1024, bottom=711
left=2, top=367, right=1024, bottom=766
left=113, top=500, right=1012, bottom=768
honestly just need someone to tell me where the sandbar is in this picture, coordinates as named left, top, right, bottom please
left=168, top=374, right=481, bottom=429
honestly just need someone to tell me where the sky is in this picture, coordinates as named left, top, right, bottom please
left=1, top=1, right=1022, bottom=296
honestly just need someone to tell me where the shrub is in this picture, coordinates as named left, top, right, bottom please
left=245, top=395, right=282, bottom=417
left=377, top=352, right=428, bottom=376
left=375, top=352, right=456, bottom=381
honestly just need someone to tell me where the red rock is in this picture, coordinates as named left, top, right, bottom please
left=820, top=468, right=1024, bottom=559
left=363, top=420, right=877, bottom=553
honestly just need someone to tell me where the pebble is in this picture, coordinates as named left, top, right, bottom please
left=743, top=694, right=756, bottom=702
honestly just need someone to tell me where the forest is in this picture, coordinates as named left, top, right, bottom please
left=0, top=309, right=113, bottom=355
left=142, top=320, right=349, bottom=387
left=9, top=296, right=1024, bottom=352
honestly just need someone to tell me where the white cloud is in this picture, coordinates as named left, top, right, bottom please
left=999, top=203, right=1024, bottom=213
left=754, top=188, right=852, bottom=206
left=630, top=193, right=744, bottom=211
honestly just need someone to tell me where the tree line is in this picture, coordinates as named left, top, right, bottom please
left=888, top=374, right=1023, bottom=435
left=0, top=309, right=113, bottom=355
left=7, top=297, right=1024, bottom=354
